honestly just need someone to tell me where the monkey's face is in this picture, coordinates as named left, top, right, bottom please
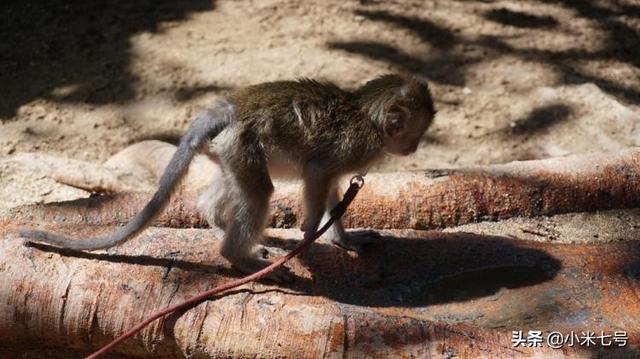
left=382, top=101, right=435, bottom=156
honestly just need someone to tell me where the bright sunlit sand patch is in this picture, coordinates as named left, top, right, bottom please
left=49, top=84, right=81, bottom=99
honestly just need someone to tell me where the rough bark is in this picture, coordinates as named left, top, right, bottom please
left=7, top=148, right=640, bottom=230
left=2, top=223, right=639, bottom=357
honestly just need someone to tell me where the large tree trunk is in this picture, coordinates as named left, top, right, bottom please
left=8, top=148, right=640, bottom=230
left=2, top=223, right=639, bottom=358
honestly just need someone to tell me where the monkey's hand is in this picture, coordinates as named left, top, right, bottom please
left=330, top=229, right=381, bottom=254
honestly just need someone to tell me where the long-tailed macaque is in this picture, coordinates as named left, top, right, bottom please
left=21, top=74, right=436, bottom=281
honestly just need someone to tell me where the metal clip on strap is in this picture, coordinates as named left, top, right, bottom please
left=330, top=175, right=364, bottom=218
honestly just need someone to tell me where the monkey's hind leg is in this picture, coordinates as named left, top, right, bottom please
left=197, top=169, right=230, bottom=239
left=220, top=153, right=293, bottom=282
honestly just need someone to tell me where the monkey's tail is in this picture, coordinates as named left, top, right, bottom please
left=19, top=101, right=234, bottom=251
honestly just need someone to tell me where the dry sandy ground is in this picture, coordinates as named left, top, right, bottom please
left=1, top=0, right=640, bottom=210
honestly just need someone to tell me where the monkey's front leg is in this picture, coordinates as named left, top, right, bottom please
left=301, top=170, right=379, bottom=252
left=322, top=186, right=380, bottom=253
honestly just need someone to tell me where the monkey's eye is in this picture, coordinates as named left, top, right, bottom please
left=384, top=109, right=407, bottom=137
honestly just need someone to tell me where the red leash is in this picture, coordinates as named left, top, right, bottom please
left=87, top=176, right=365, bottom=358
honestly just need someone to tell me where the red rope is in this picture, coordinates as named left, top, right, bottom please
left=87, top=178, right=364, bottom=358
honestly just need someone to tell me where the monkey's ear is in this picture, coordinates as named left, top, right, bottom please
left=383, top=106, right=406, bottom=137
left=402, top=76, right=430, bottom=98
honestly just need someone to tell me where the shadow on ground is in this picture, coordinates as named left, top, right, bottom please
left=508, top=103, right=573, bottom=135
left=0, top=0, right=215, bottom=118
left=27, top=229, right=560, bottom=309
left=484, top=8, right=559, bottom=29
left=294, top=232, right=561, bottom=307
left=329, top=2, right=640, bottom=104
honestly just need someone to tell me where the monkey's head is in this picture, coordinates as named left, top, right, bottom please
left=376, top=76, right=436, bottom=156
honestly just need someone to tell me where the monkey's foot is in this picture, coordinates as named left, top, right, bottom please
left=229, top=246, right=295, bottom=283
left=331, top=230, right=381, bottom=254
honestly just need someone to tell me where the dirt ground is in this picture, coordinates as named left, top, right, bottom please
left=1, top=0, right=640, bottom=209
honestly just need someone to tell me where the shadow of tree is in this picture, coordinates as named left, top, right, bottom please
left=539, top=0, right=640, bottom=95
left=327, top=40, right=472, bottom=86
left=485, top=8, right=559, bottom=29
left=509, top=104, right=572, bottom=135
left=354, top=9, right=456, bottom=50
left=328, top=3, right=640, bottom=104
left=0, top=0, right=215, bottom=118
left=477, top=34, right=640, bottom=104
left=327, top=9, right=474, bottom=86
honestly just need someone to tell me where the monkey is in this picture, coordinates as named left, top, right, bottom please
left=20, top=74, right=436, bottom=282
